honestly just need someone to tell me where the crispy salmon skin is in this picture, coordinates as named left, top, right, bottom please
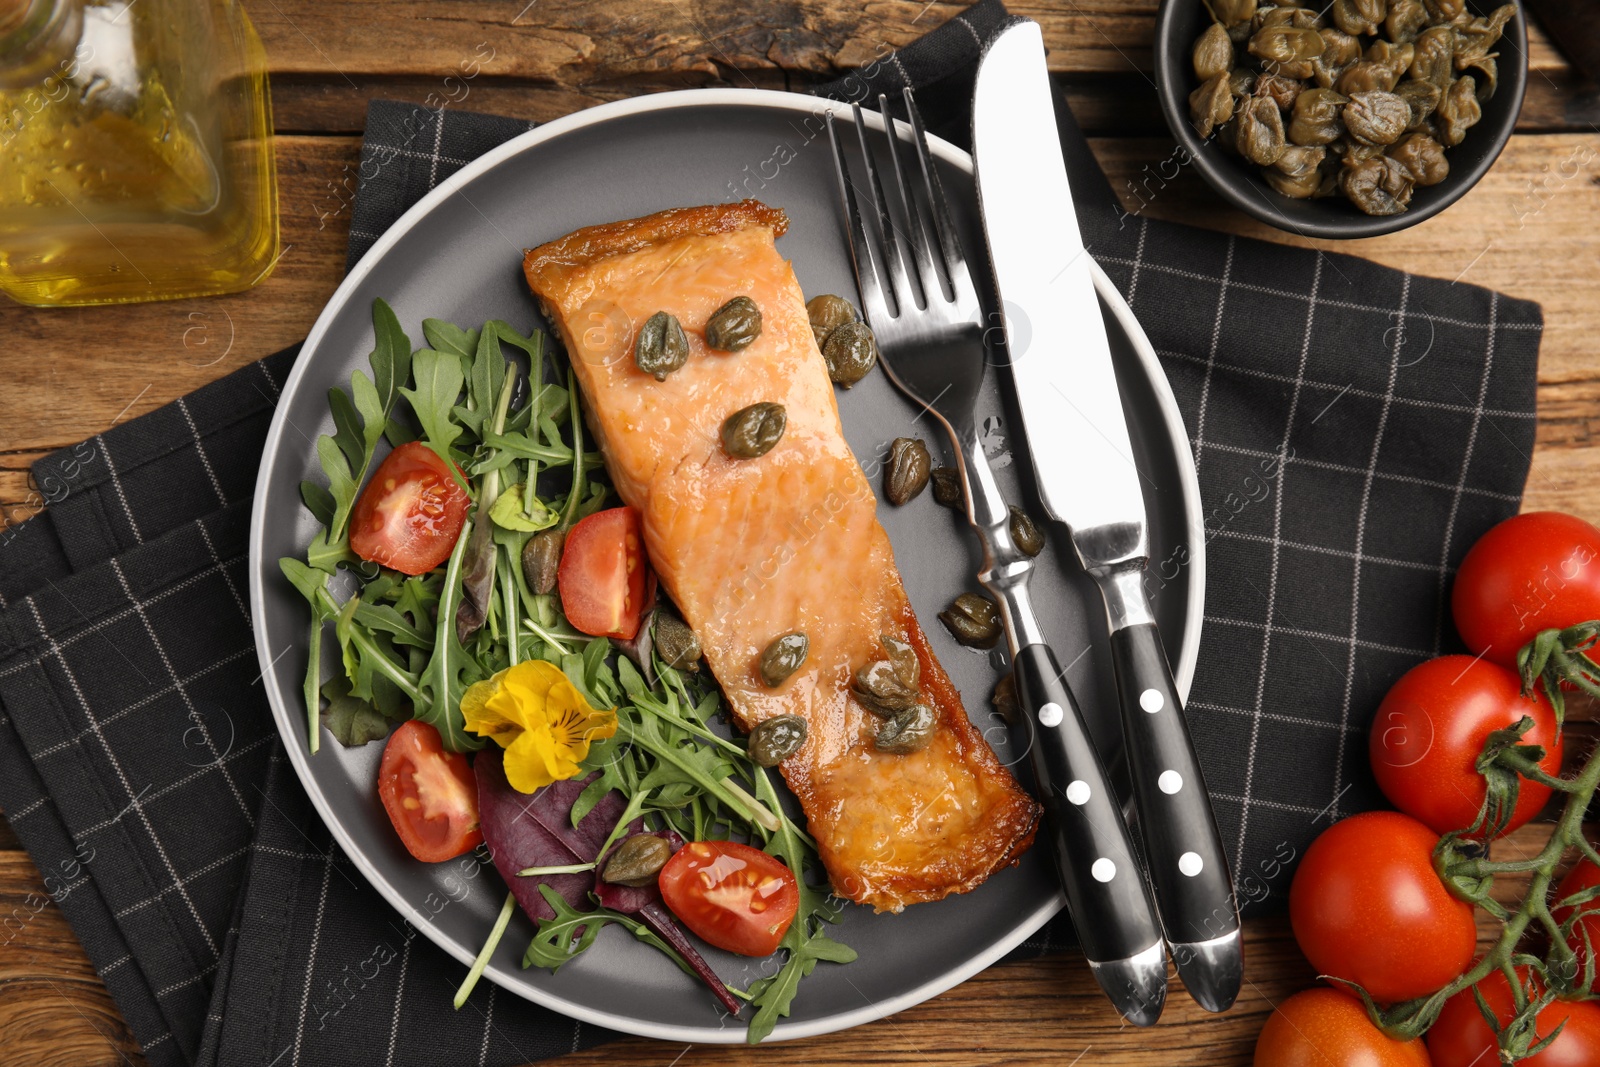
left=522, top=200, right=1039, bottom=911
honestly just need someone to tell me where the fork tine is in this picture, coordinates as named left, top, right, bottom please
left=849, top=100, right=919, bottom=318
left=826, top=111, right=890, bottom=326
left=878, top=92, right=947, bottom=307
left=903, top=87, right=978, bottom=308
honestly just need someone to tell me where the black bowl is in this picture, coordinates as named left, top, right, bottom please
left=1153, top=0, right=1528, bottom=239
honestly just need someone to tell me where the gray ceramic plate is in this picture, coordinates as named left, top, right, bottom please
left=248, top=89, right=1206, bottom=1044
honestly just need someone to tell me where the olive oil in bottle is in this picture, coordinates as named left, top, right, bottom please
left=0, top=0, right=279, bottom=306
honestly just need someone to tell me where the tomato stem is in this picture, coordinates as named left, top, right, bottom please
left=1377, top=698, right=1600, bottom=1042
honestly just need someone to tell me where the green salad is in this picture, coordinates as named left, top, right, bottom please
left=280, top=298, right=854, bottom=1044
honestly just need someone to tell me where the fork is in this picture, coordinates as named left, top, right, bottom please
left=826, top=90, right=1169, bottom=1027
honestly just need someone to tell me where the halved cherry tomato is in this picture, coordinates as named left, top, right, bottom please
left=557, top=506, right=648, bottom=640
left=1553, top=860, right=1600, bottom=982
left=1428, top=967, right=1600, bottom=1067
left=349, top=441, right=470, bottom=576
left=658, top=840, right=798, bottom=957
left=1452, top=512, right=1600, bottom=669
left=1369, top=655, right=1563, bottom=838
left=1289, top=811, right=1477, bottom=1004
left=1254, top=988, right=1430, bottom=1067
left=378, top=720, right=483, bottom=862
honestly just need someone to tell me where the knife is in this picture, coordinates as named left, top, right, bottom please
left=972, top=21, right=1244, bottom=1013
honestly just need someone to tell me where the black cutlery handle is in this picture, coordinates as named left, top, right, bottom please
left=1012, top=642, right=1164, bottom=965
left=1109, top=622, right=1239, bottom=947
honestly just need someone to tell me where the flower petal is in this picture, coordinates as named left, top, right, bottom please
left=461, top=674, right=515, bottom=738
left=463, top=659, right=616, bottom=791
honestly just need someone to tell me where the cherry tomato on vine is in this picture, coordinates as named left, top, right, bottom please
left=658, top=840, right=798, bottom=957
left=377, top=720, right=483, bottom=862
left=1427, top=967, right=1600, bottom=1067
left=1553, top=860, right=1600, bottom=982
left=557, top=507, right=649, bottom=641
left=1369, top=655, right=1563, bottom=837
left=1289, top=811, right=1476, bottom=1004
left=349, top=441, right=470, bottom=576
left=1254, top=988, right=1431, bottom=1067
left=1453, top=512, right=1600, bottom=669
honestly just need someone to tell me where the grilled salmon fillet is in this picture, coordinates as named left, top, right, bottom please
left=523, top=200, right=1039, bottom=912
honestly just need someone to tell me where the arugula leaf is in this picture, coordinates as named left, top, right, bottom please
left=520, top=885, right=699, bottom=981
left=328, top=385, right=366, bottom=473
left=400, top=348, right=466, bottom=465
left=469, top=325, right=509, bottom=428
left=306, top=528, right=359, bottom=574
left=369, top=672, right=408, bottom=722
left=313, top=434, right=358, bottom=529
left=355, top=601, right=433, bottom=649
left=487, top=320, right=543, bottom=363
left=303, top=299, right=416, bottom=571
left=350, top=368, right=388, bottom=456
left=455, top=890, right=515, bottom=1009
left=280, top=557, right=336, bottom=752
left=421, top=318, right=479, bottom=364
left=394, top=575, right=441, bottom=631
left=299, top=480, right=335, bottom=528
left=741, top=762, right=856, bottom=1043
left=744, top=923, right=858, bottom=1044
left=370, top=298, right=414, bottom=417
left=360, top=570, right=401, bottom=603
left=415, top=518, right=485, bottom=752
left=583, top=638, right=619, bottom=705
left=482, top=429, right=598, bottom=468
left=320, top=675, right=392, bottom=747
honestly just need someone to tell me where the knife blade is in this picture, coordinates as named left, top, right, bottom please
left=972, top=20, right=1243, bottom=1013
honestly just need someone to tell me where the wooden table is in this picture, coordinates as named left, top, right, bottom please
left=3, top=3, right=1598, bottom=1063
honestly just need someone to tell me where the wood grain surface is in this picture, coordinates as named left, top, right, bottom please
left=3, top=2, right=1599, bottom=1065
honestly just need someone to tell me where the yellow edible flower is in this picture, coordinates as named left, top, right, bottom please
left=460, top=660, right=618, bottom=793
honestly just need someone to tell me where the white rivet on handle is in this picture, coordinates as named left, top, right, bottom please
left=1065, top=780, right=1090, bottom=806
left=1179, top=852, right=1204, bottom=877
left=1158, top=770, right=1183, bottom=795
left=1038, top=702, right=1063, bottom=727
left=1140, top=689, right=1164, bottom=713
left=1091, top=858, right=1116, bottom=883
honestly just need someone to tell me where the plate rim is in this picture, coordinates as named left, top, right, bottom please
left=247, top=85, right=1207, bottom=1044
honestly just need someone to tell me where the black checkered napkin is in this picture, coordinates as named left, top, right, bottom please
left=0, top=0, right=1542, bottom=1062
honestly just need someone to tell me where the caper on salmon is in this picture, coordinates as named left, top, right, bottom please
left=748, top=714, right=808, bottom=767
left=885, top=437, right=932, bottom=506
left=721, top=402, right=786, bottom=459
left=821, top=321, right=878, bottom=388
left=881, top=634, right=919, bottom=690
left=654, top=608, right=702, bottom=672
left=758, top=632, right=809, bottom=688
left=602, top=834, right=672, bottom=887
left=704, top=296, right=763, bottom=352
left=875, top=704, right=937, bottom=755
left=853, top=660, right=917, bottom=718
left=806, top=293, right=856, bottom=349
left=940, top=592, right=1003, bottom=649
left=635, top=310, right=690, bottom=381
left=852, top=634, right=920, bottom=718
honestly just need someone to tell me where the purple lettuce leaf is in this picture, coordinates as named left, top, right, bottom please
left=475, top=747, right=633, bottom=920
left=474, top=748, right=741, bottom=1015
